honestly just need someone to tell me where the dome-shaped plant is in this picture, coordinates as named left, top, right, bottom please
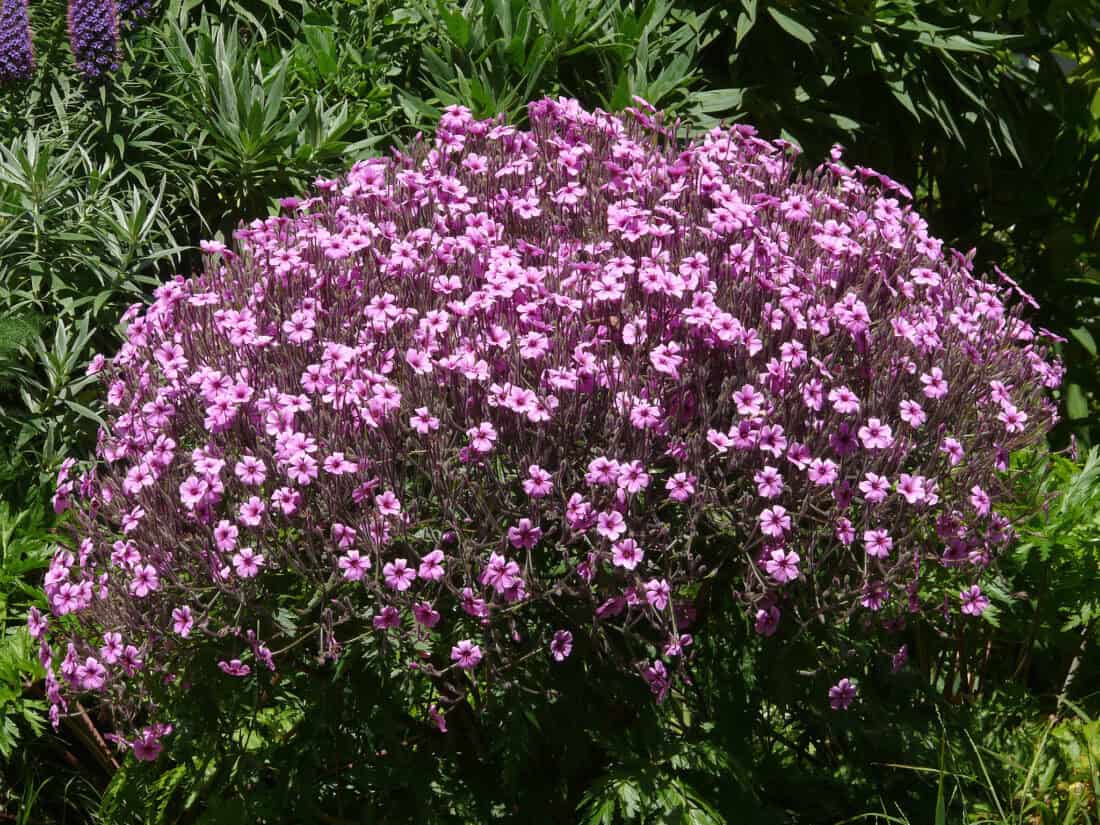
left=34, top=97, right=1062, bottom=759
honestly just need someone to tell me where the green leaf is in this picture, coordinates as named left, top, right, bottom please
left=766, top=8, right=814, bottom=47
left=1070, top=326, right=1098, bottom=358
left=1066, top=383, right=1090, bottom=420
left=692, top=88, right=745, bottom=113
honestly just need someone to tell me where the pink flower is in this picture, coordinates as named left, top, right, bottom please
left=807, top=458, right=838, bottom=486
left=271, top=487, right=301, bottom=516
left=759, top=506, right=791, bottom=538
left=523, top=465, right=553, bottom=498
left=339, top=550, right=371, bottom=581
left=828, top=385, right=860, bottom=414
left=466, top=421, right=498, bottom=453
left=417, top=549, right=445, bottom=581
left=231, top=547, right=264, bottom=578
left=129, top=564, right=159, bottom=598
left=858, top=418, right=894, bottom=450
left=859, top=473, right=890, bottom=504
left=178, top=475, right=208, bottom=509
left=941, top=437, right=965, bottom=465
left=508, top=518, right=543, bottom=550
left=26, top=607, right=47, bottom=640
left=596, top=510, right=627, bottom=541
left=171, top=607, right=193, bottom=637
left=550, top=630, right=573, bottom=661
left=412, top=601, right=440, bottom=628
left=863, top=529, right=893, bottom=558
left=644, top=579, right=671, bottom=611
left=896, top=473, right=927, bottom=505
left=585, top=457, right=621, bottom=486
left=373, top=605, right=401, bottom=630
left=998, top=404, right=1028, bottom=433
left=480, top=552, right=520, bottom=593
left=100, top=632, right=123, bottom=664
left=375, top=490, right=401, bottom=517
left=409, top=407, right=441, bottom=434
left=665, top=472, right=695, bottom=502
left=611, top=538, right=644, bottom=570
left=213, top=520, right=238, bottom=551
left=382, top=558, right=416, bottom=591
left=234, top=456, right=267, bottom=486
left=920, top=366, right=949, bottom=399
left=238, top=496, right=265, bottom=526
left=764, top=548, right=800, bottom=583
left=754, top=605, right=780, bottom=636
left=829, top=677, right=857, bottom=710
left=754, top=466, right=783, bottom=498
left=960, top=585, right=990, bottom=616
left=969, top=485, right=991, bottom=516
left=218, top=659, right=251, bottom=677
left=899, top=399, right=926, bottom=428
left=450, top=639, right=482, bottom=669
left=616, top=460, right=650, bottom=494
left=132, top=730, right=164, bottom=761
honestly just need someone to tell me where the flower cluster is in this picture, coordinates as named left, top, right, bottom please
left=67, top=0, right=120, bottom=80
left=0, top=0, right=33, bottom=83
left=116, top=0, right=155, bottom=30
left=37, top=97, right=1061, bottom=758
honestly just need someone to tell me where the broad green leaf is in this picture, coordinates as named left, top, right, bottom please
left=767, top=8, right=815, bottom=46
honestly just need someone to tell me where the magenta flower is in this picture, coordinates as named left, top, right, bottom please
left=417, top=549, right=446, bottom=582
left=759, top=506, right=791, bottom=538
left=829, top=677, right=857, bottom=710
left=171, top=606, right=193, bottom=637
left=549, top=630, right=573, bottom=661
left=231, top=547, right=264, bottom=578
left=373, top=605, right=400, bottom=630
left=129, top=564, right=159, bottom=597
left=753, top=466, right=783, bottom=498
left=234, top=456, right=266, bottom=486
left=375, top=490, right=401, bottom=517
left=616, top=460, right=650, bottom=494
left=218, top=659, right=251, bottom=677
left=960, top=585, right=990, bottom=616
left=522, top=465, right=553, bottom=498
left=382, top=559, right=416, bottom=591
left=450, top=639, right=482, bottom=669
left=858, top=418, right=894, bottom=450
left=507, top=518, right=543, bottom=550
left=644, top=579, right=671, bottom=611
left=754, top=605, right=780, bottom=636
left=611, top=538, right=644, bottom=571
left=664, top=472, right=695, bottom=502
left=764, top=548, right=800, bottom=584
left=412, top=602, right=440, bottom=628
left=863, top=529, right=893, bottom=559
left=338, top=550, right=370, bottom=582
left=26, top=606, right=46, bottom=640
left=466, top=422, right=498, bottom=453
left=596, top=510, right=626, bottom=541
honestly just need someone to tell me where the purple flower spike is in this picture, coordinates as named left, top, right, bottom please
left=68, top=0, right=120, bottom=80
left=117, top=0, right=156, bottom=31
left=0, top=0, right=35, bottom=84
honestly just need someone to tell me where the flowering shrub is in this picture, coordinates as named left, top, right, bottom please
left=34, top=97, right=1062, bottom=760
